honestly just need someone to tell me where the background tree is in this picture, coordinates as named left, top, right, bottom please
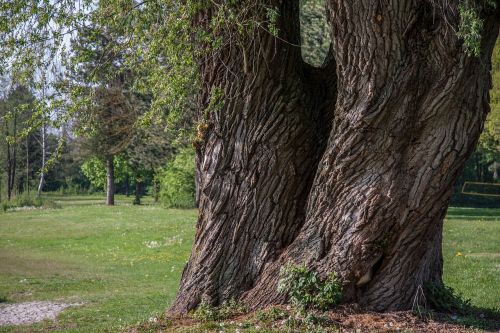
left=159, top=147, right=196, bottom=208
left=80, top=155, right=132, bottom=193
left=124, top=124, right=174, bottom=205
left=0, top=85, right=38, bottom=200
left=66, top=17, right=140, bottom=205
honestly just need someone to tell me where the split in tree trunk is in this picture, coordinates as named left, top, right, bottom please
left=170, top=0, right=500, bottom=314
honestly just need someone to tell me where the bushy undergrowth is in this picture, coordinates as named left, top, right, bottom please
left=278, top=263, right=342, bottom=312
left=159, top=147, right=196, bottom=208
left=192, top=299, right=247, bottom=322
left=1, top=192, right=61, bottom=212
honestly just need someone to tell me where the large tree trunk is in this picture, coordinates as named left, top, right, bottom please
left=106, top=155, right=115, bottom=206
left=170, top=0, right=336, bottom=313
left=170, top=0, right=499, bottom=313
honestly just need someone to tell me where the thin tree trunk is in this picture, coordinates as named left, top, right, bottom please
left=25, top=136, right=29, bottom=194
left=106, top=155, right=115, bottom=205
left=170, top=0, right=500, bottom=314
left=133, top=177, right=141, bottom=205
left=6, top=114, right=18, bottom=200
left=37, top=124, right=46, bottom=197
left=125, top=174, right=130, bottom=197
left=6, top=138, right=13, bottom=201
left=153, top=172, right=160, bottom=203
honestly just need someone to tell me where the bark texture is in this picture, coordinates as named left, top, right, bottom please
left=170, top=0, right=500, bottom=313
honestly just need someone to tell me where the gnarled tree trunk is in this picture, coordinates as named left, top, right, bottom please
left=170, top=0, right=499, bottom=313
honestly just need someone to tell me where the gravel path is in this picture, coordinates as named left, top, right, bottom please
left=0, top=301, right=81, bottom=326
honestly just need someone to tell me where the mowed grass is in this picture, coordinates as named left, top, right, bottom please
left=0, top=194, right=197, bottom=332
left=0, top=197, right=498, bottom=332
left=443, top=207, right=500, bottom=310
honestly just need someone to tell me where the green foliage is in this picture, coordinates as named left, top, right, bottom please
left=159, top=147, right=196, bottom=208
left=80, top=158, right=107, bottom=191
left=457, top=0, right=497, bottom=57
left=458, top=1, right=484, bottom=57
left=80, top=155, right=131, bottom=191
left=266, top=7, right=280, bottom=37
left=13, top=191, right=43, bottom=208
left=192, top=299, right=247, bottom=323
left=0, top=192, right=61, bottom=211
left=277, top=263, right=342, bottom=312
left=254, top=306, right=288, bottom=323
left=300, top=0, right=330, bottom=66
left=488, top=38, right=500, bottom=141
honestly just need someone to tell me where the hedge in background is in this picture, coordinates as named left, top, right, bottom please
left=159, top=147, right=196, bottom=208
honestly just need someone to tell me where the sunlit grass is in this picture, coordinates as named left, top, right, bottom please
left=443, top=207, right=500, bottom=310
left=0, top=197, right=498, bottom=332
left=0, top=195, right=197, bottom=332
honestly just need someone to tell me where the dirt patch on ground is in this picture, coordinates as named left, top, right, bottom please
left=0, top=301, right=82, bottom=326
left=327, top=309, right=498, bottom=332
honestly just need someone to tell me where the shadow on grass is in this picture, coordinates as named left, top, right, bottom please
left=422, top=283, right=500, bottom=331
left=421, top=305, right=500, bottom=331
left=446, top=207, right=500, bottom=221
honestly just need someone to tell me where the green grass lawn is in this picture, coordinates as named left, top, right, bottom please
left=0, top=197, right=498, bottom=332
left=0, top=194, right=197, bottom=332
left=443, top=207, right=500, bottom=310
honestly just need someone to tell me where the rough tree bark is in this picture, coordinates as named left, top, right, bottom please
left=106, top=155, right=115, bottom=206
left=170, top=0, right=499, bottom=313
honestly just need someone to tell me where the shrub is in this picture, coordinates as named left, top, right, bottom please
left=255, top=306, right=288, bottom=323
left=159, top=147, right=196, bottom=208
left=1, top=193, right=61, bottom=211
left=1, top=201, right=9, bottom=212
left=12, top=192, right=43, bottom=208
left=277, top=263, right=342, bottom=312
left=192, top=299, right=246, bottom=322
